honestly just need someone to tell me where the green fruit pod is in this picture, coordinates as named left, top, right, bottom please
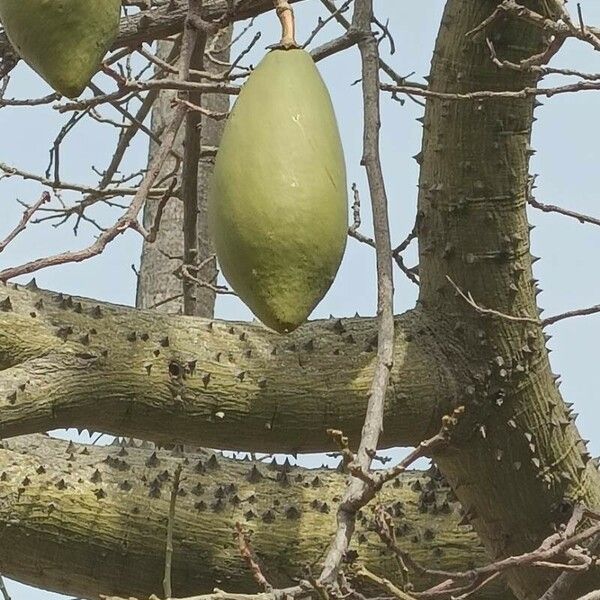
left=0, top=0, right=121, bottom=98
left=209, top=49, right=348, bottom=333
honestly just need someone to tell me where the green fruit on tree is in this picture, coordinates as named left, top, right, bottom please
left=0, top=0, right=121, bottom=98
left=209, top=49, right=348, bottom=333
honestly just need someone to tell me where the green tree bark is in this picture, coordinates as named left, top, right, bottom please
left=0, top=284, right=450, bottom=452
left=0, top=435, right=497, bottom=599
left=417, top=1, right=600, bottom=598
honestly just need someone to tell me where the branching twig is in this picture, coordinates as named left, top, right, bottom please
left=0, top=91, right=188, bottom=282
left=0, top=192, right=50, bottom=253
left=318, top=0, right=395, bottom=584
left=348, top=183, right=419, bottom=285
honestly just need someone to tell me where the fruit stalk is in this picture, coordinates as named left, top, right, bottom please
left=272, top=0, right=298, bottom=48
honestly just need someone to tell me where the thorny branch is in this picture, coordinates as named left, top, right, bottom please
left=366, top=503, right=600, bottom=600
left=0, top=192, right=50, bottom=254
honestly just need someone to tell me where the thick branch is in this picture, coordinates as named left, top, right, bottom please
left=0, top=283, right=457, bottom=452
left=0, top=0, right=306, bottom=72
left=0, top=435, right=500, bottom=600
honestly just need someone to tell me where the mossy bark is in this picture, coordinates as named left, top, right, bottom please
left=0, top=435, right=499, bottom=599
left=0, top=284, right=452, bottom=452
left=417, top=1, right=600, bottom=598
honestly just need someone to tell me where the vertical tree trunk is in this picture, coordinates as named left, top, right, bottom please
left=136, top=31, right=231, bottom=317
left=417, top=2, right=600, bottom=597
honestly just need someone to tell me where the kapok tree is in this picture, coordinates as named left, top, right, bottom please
left=0, top=1, right=599, bottom=600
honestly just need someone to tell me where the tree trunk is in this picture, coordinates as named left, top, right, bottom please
left=418, top=1, right=600, bottom=598
left=137, top=30, right=231, bottom=316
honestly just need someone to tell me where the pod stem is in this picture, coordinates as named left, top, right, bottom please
left=272, top=0, right=299, bottom=49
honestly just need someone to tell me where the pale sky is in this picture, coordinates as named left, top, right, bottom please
left=1, top=1, right=599, bottom=598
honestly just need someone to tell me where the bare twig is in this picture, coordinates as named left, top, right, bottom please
left=542, top=304, right=600, bottom=327
left=0, top=97, right=187, bottom=282
left=318, top=0, right=395, bottom=584
left=528, top=196, right=600, bottom=228
left=235, top=523, right=272, bottom=592
left=0, top=192, right=50, bottom=253
left=163, top=464, right=183, bottom=599
left=348, top=183, right=419, bottom=285
left=0, top=576, right=11, bottom=600
left=447, top=276, right=539, bottom=325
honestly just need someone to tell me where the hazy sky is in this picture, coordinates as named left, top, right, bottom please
left=1, top=1, right=599, bottom=598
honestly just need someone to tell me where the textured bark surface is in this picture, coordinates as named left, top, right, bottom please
left=0, top=283, right=452, bottom=452
left=0, top=435, right=498, bottom=599
left=417, top=1, right=600, bottom=598
left=137, top=30, right=231, bottom=316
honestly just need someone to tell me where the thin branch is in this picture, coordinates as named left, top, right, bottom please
left=180, top=0, right=212, bottom=316
left=528, top=196, right=600, bottom=228
left=0, top=162, right=162, bottom=197
left=446, top=276, right=540, bottom=325
left=348, top=183, right=418, bottom=285
left=0, top=192, right=50, bottom=253
left=542, top=304, right=600, bottom=327
left=235, top=523, right=272, bottom=592
left=0, top=576, right=11, bottom=600
left=0, top=100, right=187, bottom=282
left=382, top=79, right=600, bottom=102
left=318, top=0, right=395, bottom=584
left=163, top=464, right=183, bottom=600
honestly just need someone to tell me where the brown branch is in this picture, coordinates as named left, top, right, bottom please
left=318, top=0, right=395, bottom=584
left=355, top=566, right=417, bottom=600
left=467, top=0, right=600, bottom=51
left=527, top=196, right=600, bottom=228
left=0, top=103, right=187, bottom=282
left=316, top=0, right=426, bottom=90
left=302, top=0, right=353, bottom=49
left=541, top=304, right=600, bottom=327
left=382, top=79, right=600, bottom=102
left=0, top=92, right=60, bottom=108
left=180, top=0, right=214, bottom=316
left=164, top=464, right=183, bottom=600
left=235, top=523, right=272, bottom=592
left=348, top=183, right=419, bottom=285
left=0, top=162, right=162, bottom=197
left=56, top=79, right=240, bottom=114
left=446, top=276, right=539, bottom=325
left=139, top=178, right=179, bottom=243
left=369, top=500, right=600, bottom=600
left=0, top=192, right=50, bottom=254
